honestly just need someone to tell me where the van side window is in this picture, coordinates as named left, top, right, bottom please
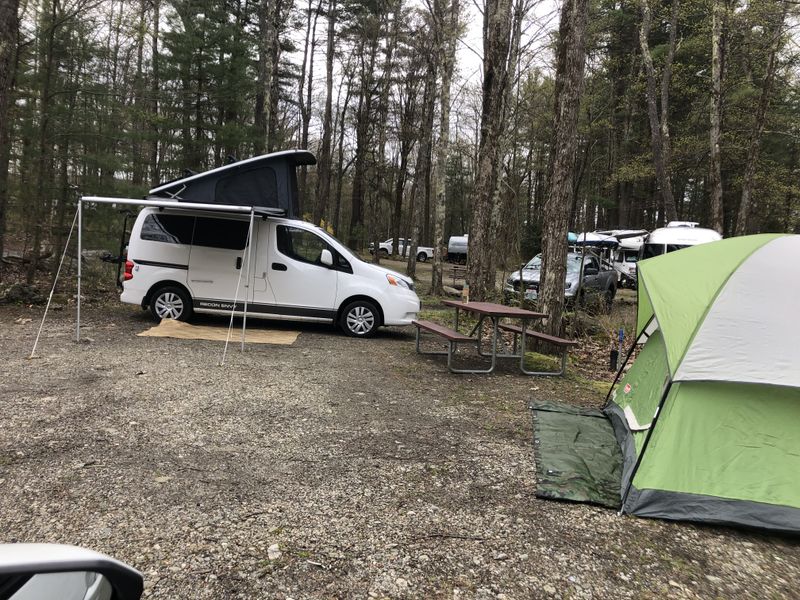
left=277, top=226, right=329, bottom=266
left=336, top=253, right=352, bottom=272
left=140, top=214, right=194, bottom=244
left=193, top=217, right=250, bottom=250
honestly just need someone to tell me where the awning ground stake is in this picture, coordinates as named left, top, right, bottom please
left=29, top=206, right=79, bottom=359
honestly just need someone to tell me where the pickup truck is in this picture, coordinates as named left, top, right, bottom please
left=504, top=252, right=617, bottom=307
left=369, top=238, right=434, bottom=262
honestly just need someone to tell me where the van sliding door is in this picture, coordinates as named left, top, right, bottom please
left=187, top=216, right=255, bottom=311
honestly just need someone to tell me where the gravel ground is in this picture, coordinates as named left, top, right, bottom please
left=0, top=302, right=798, bottom=599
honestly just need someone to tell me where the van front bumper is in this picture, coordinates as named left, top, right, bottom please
left=382, top=294, right=421, bottom=326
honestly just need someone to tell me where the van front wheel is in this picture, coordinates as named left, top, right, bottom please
left=150, top=286, right=193, bottom=322
left=340, top=300, right=379, bottom=338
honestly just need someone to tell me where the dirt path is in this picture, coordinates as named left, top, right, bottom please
left=0, top=304, right=797, bottom=599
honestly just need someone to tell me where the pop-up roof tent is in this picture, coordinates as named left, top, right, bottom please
left=149, top=150, right=316, bottom=218
left=531, top=234, right=800, bottom=533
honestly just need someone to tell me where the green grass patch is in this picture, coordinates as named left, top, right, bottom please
left=523, top=351, right=561, bottom=372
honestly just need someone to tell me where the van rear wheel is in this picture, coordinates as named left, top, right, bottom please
left=340, top=300, right=379, bottom=338
left=150, top=286, right=193, bottom=322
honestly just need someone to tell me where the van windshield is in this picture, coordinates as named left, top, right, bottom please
left=623, top=250, right=639, bottom=263
left=641, top=243, right=691, bottom=259
left=523, top=256, right=542, bottom=270
left=641, top=243, right=665, bottom=259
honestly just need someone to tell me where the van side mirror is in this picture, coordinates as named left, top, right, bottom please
left=320, top=249, right=333, bottom=267
left=584, top=266, right=599, bottom=276
left=0, top=544, right=144, bottom=600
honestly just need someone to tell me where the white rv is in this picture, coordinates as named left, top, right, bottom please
left=120, top=208, right=420, bottom=337
left=640, top=222, right=722, bottom=259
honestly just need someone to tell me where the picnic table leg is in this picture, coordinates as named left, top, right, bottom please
left=519, top=324, right=568, bottom=376
left=474, top=314, right=485, bottom=355
left=490, top=317, right=499, bottom=372
left=446, top=340, right=495, bottom=374
left=415, top=326, right=449, bottom=357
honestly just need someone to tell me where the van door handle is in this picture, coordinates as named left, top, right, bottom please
left=235, top=257, right=242, bottom=270
left=272, top=262, right=287, bottom=271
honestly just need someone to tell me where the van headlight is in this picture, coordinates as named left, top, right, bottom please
left=387, top=274, right=413, bottom=290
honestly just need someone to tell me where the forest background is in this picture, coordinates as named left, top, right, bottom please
left=0, top=0, right=797, bottom=314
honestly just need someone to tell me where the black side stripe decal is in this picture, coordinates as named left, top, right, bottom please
left=193, top=299, right=336, bottom=320
left=133, top=259, right=189, bottom=270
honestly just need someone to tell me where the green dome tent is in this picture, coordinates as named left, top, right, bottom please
left=608, top=233, right=800, bottom=532
left=531, top=234, right=800, bottom=533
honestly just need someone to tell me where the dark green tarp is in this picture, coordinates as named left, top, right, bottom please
left=530, top=400, right=622, bottom=508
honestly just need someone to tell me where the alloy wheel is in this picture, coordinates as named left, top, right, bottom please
left=154, top=292, right=184, bottom=320
left=346, top=305, right=375, bottom=335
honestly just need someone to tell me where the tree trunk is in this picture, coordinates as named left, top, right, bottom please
left=28, top=0, right=59, bottom=283
left=149, top=0, right=160, bottom=186
left=405, top=53, right=437, bottom=280
left=431, top=0, right=460, bottom=295
left=332, top=82, right=352, bottom=235
left=297, top=0, right=320, bottom=206
left=347, top=36, right=378, bottom=248
left=372, top=2, right=401, bottom=265
left=255, top=0, right=281, bottom=154
left=735, top=2, right=787, bottom=236
left=708, top=0, right=725, bottom=234
left=393, top=64, right=420, bottom=257
left=312, top=0, right=336, bottom=226
left=131, top=0, right=147, bottom=187
left=639, top=0, right=678, bottom=223
left=465, top=0, right=514, bottom=300
left=0, top=0, right=19, bottom=278
left=538, top=0, right=589, bottom=336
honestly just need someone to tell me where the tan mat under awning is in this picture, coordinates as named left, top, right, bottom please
left=137, top=319, right=299, bottom=345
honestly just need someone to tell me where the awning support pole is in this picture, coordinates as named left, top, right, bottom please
left=30, top=207, right=79, bottom=358
left=241, top=210, right=255, bottom=352
left=76, top=199, right=82, bottom=342
left=220, top=212, right=254, bottom=366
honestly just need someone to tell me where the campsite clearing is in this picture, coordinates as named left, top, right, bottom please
left=0, top=303, right=798, bottom=599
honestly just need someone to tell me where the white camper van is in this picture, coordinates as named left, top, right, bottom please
left=120, top=208, right=420, bottom=337
left=640, top=222, right=722, bottom=259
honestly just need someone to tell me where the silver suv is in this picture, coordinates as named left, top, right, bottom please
left=504, top=252, right=617, bottom=306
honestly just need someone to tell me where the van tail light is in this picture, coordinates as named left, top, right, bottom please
left=124, top=260, right=134, bottom=281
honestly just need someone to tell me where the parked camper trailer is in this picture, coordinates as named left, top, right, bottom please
left=447, top=235, right=468, bottom=263
left=641, top=223, right=721, bottom=259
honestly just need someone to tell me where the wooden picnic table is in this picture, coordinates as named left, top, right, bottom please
left=421, top=300, right=548, bottom=374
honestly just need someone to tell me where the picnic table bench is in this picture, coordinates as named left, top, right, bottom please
left=412, top=319, right=488, bottom=374
left=498, top=323, right=577, bottom=376
left=449, top=264, right=467, bottom=286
